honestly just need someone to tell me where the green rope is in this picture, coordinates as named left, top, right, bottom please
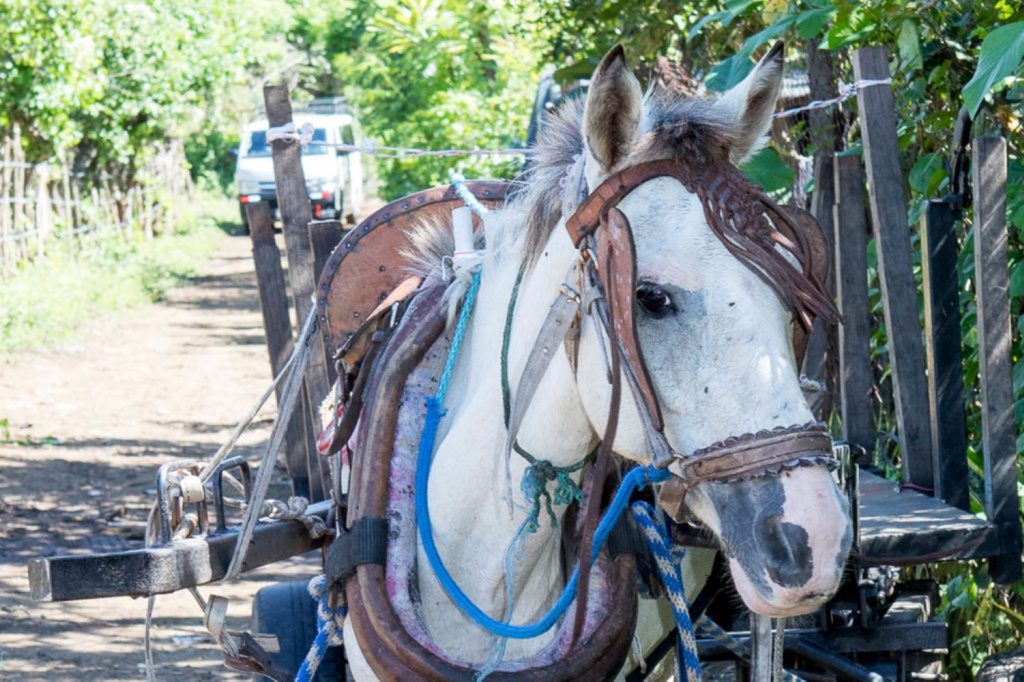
left=501, top=269, right=595, bottom=532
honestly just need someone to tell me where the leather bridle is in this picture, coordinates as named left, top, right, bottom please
left=556, top=157, right=840, bottom=485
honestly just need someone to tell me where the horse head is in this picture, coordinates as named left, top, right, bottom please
left=570, top=44, right=852, bottom=617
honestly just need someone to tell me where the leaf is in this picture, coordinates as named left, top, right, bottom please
left=686, top=0, right=761, bottom=40
left=1010, top=261, right=1024, bottom=299
left=796, top=8, right=833, bottom=39
left=553, top=60, right=595, bottom=83
left=705, top=54, right=754, bottom=92
left=740, top=147, right=794, bottom=192
left=898, top=20, right=922, bottom=72
left=963, top=22, right=1024, bottom=119
left=908, top=153, right=945, bottom=195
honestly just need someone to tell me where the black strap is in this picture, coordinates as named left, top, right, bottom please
left=325, top=517, right=388, bottom=587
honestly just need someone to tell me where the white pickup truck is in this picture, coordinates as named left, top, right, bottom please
left=235, top=111, right=364, bottom=232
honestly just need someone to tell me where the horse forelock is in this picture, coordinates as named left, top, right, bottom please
left=513, top=89, right=738, bottom=266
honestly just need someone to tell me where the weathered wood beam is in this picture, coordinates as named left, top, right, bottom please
left=247, top=202, right=314, bottom=498
left=972, top=135, right=1023, bottom=583
left=263, top=83, right=331, bottom=502
left=920, top=199, right=969, bottom=511
left=833, top=155, right=874, bottom=457
left=852, top=46, right=933, bottom=489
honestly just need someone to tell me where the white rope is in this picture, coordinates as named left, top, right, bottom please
left=224, top=307, right=318, bottom=579
left=261, top=79, right=891, bottom=161
left=265, top=120, right=527, bottom=159
left=773, top=78, right=892, bottom=120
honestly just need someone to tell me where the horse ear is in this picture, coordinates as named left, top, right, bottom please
left=713, top=41, right=785, bottom=164
left=584, top=45, right=643, bottom=171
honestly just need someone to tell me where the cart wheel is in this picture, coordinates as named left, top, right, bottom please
left=251, top=580, right=347, bottom=681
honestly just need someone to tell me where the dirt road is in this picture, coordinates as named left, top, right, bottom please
left=0, top=232, right=319, bottom=680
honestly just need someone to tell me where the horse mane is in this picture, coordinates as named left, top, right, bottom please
left=515, top=87, right=737, bottom=265
left=401, top=84, right=743, bottom=281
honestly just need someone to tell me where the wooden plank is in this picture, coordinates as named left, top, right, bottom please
left=264, top=83, right=330, bottom=503
left=247, top=202, right=314, bottom=499
left=309, top=219, right=343, bottom=386
left=802, top=154, right=837, bottom=418
left=971, top=135, right=1023, bottom=583
left=920, top=199, right=969, bottom=511
left=852, top=47, right=933, bottom=490
left=857, top=469, right=999, bottom=565
left=832, top=155, right=875, bottom=457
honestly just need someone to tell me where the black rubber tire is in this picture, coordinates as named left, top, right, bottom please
left=251, top=580, right=346, bottom=681
left=239, top=205, right=251, bottom=235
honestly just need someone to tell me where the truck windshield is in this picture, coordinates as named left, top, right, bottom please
left=245, top=127, right=329, bottom=157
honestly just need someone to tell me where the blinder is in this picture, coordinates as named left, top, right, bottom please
left=563, top=158, right=840, bottom=488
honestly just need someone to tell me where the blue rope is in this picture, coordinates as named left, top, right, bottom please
left=449, top=169, right=491, bottom=217
left=630, top=501, right=702, bottom=681
left=416, top=267, right=670, bottom=638
left=295, top=575, right=346, bottom=682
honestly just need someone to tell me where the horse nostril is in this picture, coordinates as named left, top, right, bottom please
left=756, top=514, right=813, bottom=588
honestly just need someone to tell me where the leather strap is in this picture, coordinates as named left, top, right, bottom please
left=504, top=281, right=581, bottom=468
left=571, top=238, right=625, bottom=643
left=596, top=208, right=664, bottom=433
left=684, top=429, right=832, bottom=483
left=326, top=516, right=389, bottom=587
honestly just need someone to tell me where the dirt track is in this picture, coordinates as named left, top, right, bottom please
left=0, top=232, right=319, bottom=680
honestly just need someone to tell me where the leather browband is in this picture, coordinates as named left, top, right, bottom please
left=563, top=157, right=839, bottom=333
left=680, top=425, right=834, bottom=485
left=566, top=158, right=689, bottom=246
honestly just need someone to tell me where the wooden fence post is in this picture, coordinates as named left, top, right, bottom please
left=263, top=83, right=332, bottom=502
left=852, top=46, right=933, bottom=490
left=972, top=135, right=1023, bottom=583
left=309, top=219, right=344, bottom=386
left=832, top=155, right=874, bottom=457
left=802, top=154, right=837, bottom=417
left=920, top=199, right=969, bottom=511
left=247, top=202, right=316, bottom=499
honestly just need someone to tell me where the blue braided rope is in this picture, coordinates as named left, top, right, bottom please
left=630, top=501, right=703, bottom=682
left=295, top=575, right=346, bottom=682
left=449, top=169, right=491, bottom=217
left=435, top=270, right=482, bottom=403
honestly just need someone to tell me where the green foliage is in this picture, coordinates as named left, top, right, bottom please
left=0, top=198, right=228, bottom=357
left=0, top=0, right=290, bottom=183
left=296, top=0, right=544, bottom=198
left=740, top=147, right=795, bottom=193
left=963, top=22, right=1024, bottom=119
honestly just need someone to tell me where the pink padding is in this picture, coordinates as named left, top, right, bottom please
left=383, top=335, right=615, bottom=671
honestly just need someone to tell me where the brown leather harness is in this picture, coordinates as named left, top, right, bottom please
left=325, top=157, right=841, bottom=680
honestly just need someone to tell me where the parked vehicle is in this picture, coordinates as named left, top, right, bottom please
left=235, top=110, right=364, bottom=232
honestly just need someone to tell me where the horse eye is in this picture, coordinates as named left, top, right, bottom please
left=636, top=282, right=675, bottom=318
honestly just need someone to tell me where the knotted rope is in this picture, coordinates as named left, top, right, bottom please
left=295, top=575, right=347, bottom=682
left=500, top=269, right=594, bottom=532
